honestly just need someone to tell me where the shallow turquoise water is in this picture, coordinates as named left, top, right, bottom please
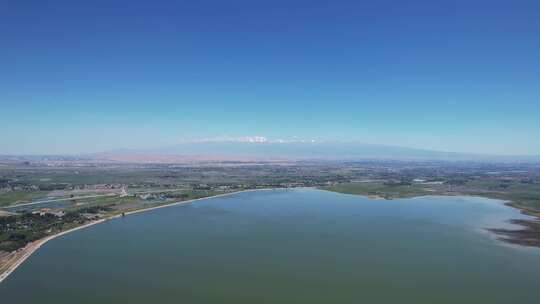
left=1, top=189, right=540, bottom=303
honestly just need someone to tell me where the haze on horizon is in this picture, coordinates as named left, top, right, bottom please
left=1, top=0, right=539, bottom=156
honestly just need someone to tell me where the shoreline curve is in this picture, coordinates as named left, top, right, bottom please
left=0, top=188, right=275, bottom=284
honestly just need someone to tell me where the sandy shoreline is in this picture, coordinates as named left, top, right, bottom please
left=0, top=188, right=274, bottom=284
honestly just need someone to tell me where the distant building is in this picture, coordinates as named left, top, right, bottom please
left=119, top=186, right=128, bottom=197
left=32, top=208, right=65, bottom=217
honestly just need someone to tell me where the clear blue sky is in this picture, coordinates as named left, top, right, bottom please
left=1, top=0, right=539, bottom=155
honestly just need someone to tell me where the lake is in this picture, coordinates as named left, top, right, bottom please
left=1, top=188, right=540, bottom=303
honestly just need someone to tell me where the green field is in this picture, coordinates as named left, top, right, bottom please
left=0, top=191, right=49, bottom=207
left=322, top=182, right=432, bottom=199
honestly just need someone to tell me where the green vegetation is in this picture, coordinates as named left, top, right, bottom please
left=0, top=206, right=112, bottom=252
left=0, top=191, right=48, bottom=207
left=323, top=182, right=431, bottom=199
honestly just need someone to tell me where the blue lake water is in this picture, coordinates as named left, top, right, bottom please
left=1, top=188, right=539, bottom=303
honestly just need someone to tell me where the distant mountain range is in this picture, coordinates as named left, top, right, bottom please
left=2, top=142, right=540, bottom=164
left=89, top=141, right=540, bottom=163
